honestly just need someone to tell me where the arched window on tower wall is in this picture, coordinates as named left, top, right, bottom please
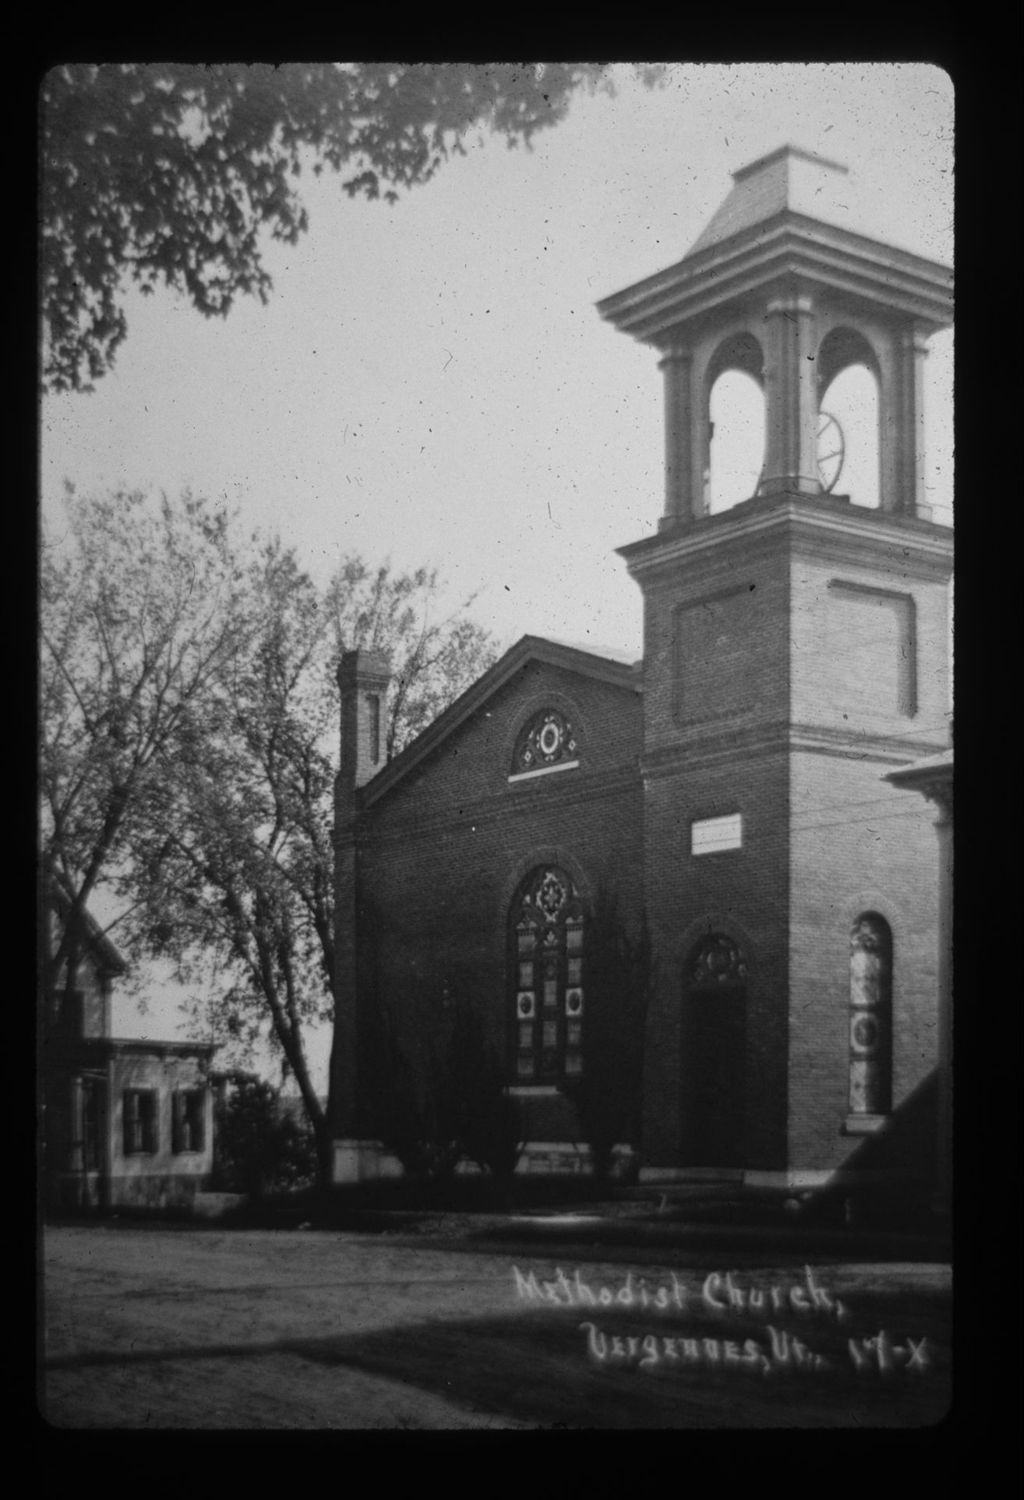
left=848, top=914, right=893, bottom=1117
left=511, top=866, right=585, bottom=1083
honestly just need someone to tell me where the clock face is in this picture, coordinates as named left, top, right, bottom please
left=817, top=410, right=845, bottom=492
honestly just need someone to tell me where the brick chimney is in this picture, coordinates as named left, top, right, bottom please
left=336, top=649, right=391, bottom=806
left=331, top=648, right=390, bottom=1161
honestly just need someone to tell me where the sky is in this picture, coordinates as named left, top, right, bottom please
left=41, top=62, right=955, bottom=1091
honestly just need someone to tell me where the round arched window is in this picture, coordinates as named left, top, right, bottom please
left=511, top=866, right=585, bottom=1082
left=848, top=914, right=893, bottom=1116
left=688, top=933, right=747, bottom=988
left=511, top=710, right=579, bottom=776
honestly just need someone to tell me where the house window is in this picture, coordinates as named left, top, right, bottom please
left=123, top=1089, right=158, bottom=1155
left=511, top=866, right=585, bottom=1082
left=172, top=1089, right=206, bottom=1154
left=848, top=914, right=893, bottom=1117
left=509, top=709, right=580, bottom=781
left=82, top=1076, right=102, bottom=1171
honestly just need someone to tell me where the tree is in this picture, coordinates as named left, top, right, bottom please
left=40, top=487, right=255, bottom=1017
left=41, top=62, right=663, bottom=392
left=324, top=556, right=497, bottom=760
left=94, top=501, right=497, bottom=1182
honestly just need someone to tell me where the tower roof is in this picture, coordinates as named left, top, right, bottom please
left=597, top=144, right=953, bottom=346
left=687, top=145, right=852, bottom=256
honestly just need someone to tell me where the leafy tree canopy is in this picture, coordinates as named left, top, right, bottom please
left=41, top=62, right=661, bottom=392
left=40, top=485, right=498, bottom=1179
left=40, top=487, right=255, bottom=991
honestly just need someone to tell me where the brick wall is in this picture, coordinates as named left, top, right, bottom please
left=334, top=658, right=644, bottom=1149
left=788, top=751, right=941, bottom=1172
left=640, top=744, right=791, bottom=1169
left=630, top=498, right=950, bottom=1178
left=333, top=502, right=951, bottom=1182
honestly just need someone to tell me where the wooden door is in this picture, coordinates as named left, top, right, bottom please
left=686, top=987, right=746, bottom=1167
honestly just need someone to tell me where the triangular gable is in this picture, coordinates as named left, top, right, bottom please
left=361, top=634, right=640, bottom=808
left=46, top=868, right=128, bottom=976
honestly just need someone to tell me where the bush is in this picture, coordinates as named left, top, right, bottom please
left=213, top=1076, right=318, bottom=1197
left=443, top=1004, right=525, bottom=1181
left=562, top=890, right=652, bottom=1184
left=367, top=998, right=524, bottom=1183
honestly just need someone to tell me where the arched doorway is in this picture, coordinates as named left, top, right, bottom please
left=683, top=933, right=747, bottom=1167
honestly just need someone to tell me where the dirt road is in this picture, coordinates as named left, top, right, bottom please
left=42, top=1224, right=951, bottom=1429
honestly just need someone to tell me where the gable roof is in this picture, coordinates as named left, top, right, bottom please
left=360, top=634, right=640, bottom=808
left=46, top=868, right=128, bottom=976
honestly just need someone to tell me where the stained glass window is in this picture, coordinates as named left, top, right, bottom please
left=848, top=915, right=893, bottom=1115
left=688, top=933, right=747, bottom=988
left=510, top=710, right=580, bottom=776
left=510, top=866, right=585, bottom=1082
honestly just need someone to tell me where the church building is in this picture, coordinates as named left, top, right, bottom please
left=329, top=146, right=953, bottom=1198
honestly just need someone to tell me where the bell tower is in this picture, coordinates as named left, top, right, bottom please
left=599, top=146, right=953, bottom=1191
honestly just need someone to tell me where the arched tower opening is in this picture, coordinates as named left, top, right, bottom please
left=704, top=333, right=766, bottom=515
left=817, top=327, right=881, bottom=509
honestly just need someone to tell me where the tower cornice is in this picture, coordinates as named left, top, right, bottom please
left=618, top=494, right=954, bottom=585
left=597, top=212, right=953, bottom=346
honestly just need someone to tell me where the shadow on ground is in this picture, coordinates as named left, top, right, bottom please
left=45, top=1277, right=950, bottom=1430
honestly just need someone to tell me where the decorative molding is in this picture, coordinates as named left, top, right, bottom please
left=619, top=494, right=954, bottom=585
left=498, top=846, right=593, bottom=919
left=508, top=759, right=580, bottom=784
left=674, top=912, right=760, bottom=979
left=742, top=1169, right=832, bottom=1190
left=842, top=1114, right=888, bottom=1135
left=597, top=213, right=953, bottom=347
left=360, top=765, right=640, bottom=847
left=885, top=753, right=953, bottom=819
left=787, top=724, right=947, bottom=762
left=640, top=722, right=945, bottom=783
left=826, top=579, right=918, bottom=718
left=672, top=582, right=761, bottom=723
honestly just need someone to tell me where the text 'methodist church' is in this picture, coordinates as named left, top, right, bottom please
left=329, top=145, right=953, bottom=1199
